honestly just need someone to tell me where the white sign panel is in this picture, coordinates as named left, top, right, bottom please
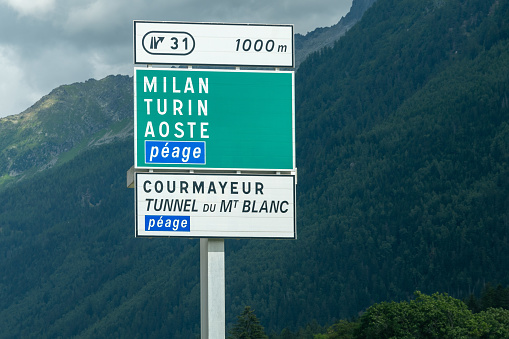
left=134, top=21, right=294, bottom=67
left=135, top=173, right=296, bottom=238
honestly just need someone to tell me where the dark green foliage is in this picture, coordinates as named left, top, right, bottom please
left=317, top=320, right=359, bottom=339
left=1, top=0, right=509, bottom=337
left=228, top=306, right=268, bottom=339
left=0, top=139, right=201, bottom=338
left=317, top=291, right=509, bottom=338
left=293, top=0, right=509, bottom=321
left=466, top=284, right=509, bottom=313
left=269, top=320, right=327, bottom=339
left=356, top=291, right=474, bottom=338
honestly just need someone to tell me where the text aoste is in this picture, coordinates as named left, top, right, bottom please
left=143, top=76, right=209, bottom=139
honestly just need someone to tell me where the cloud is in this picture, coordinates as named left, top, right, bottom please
left=0, top=0, right=353, bottom=118
left=64, top=0, right=129, bottom=33
left=0, top=0, right=56, bottom=18
left=0, top=45, right=44, bottom=116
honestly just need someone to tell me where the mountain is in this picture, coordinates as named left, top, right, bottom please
left=0, top=75, right=132, bottom=188
left=1, top=0, right=509, bottom=337
left=294, top=0, right=377, bottom=68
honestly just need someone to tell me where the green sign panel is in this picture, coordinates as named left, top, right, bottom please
left=134, top=68, right=294, bottom=170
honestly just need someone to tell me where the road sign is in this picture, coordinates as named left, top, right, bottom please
left=134, top=21, right=294, bottom=67
left=135, top=173, right=296, bottom=238
left=134, top=67, right=295, bottom=171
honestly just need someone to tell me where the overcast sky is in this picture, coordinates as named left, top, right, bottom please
left=0, top=0, right=353, bottom=118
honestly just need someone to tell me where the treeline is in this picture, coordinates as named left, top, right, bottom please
left=268, top=285, right=509, bottom=338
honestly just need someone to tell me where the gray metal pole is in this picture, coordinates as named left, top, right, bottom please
left=200, top=239, right=209, bottom=339
left=200, top=238, right=225, bottom=339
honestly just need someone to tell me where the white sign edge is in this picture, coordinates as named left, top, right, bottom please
left=133, top=20, right=295, bottom=68
left=134, top=172, right=297, bottom=239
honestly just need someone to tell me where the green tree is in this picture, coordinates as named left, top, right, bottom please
left=228, top=306, right=268, bottom=339
left=319, top=319, right=359, bottom=339
left=356, top=291, right=473, bottom=338
left=353, top=291, right=509, bottom=338
left=471, top=308, right=509, bottom=339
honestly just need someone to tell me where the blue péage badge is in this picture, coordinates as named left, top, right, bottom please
left=145, top=140, right=205, bottom=164
left=145, top=215, right=191, bottom=232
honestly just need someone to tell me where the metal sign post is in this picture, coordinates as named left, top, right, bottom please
left=200, top=239, right=225, bottom=339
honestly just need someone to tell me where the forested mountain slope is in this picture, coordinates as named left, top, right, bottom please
left=0, top=0, right=508, bottom=337
left=0, top=75, right=132, bottom=187
left=295, top=0, right=509, bottom=313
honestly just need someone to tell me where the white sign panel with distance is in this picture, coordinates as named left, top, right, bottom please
left=134, top=21, right=294, bottom=67
left=135, top=173, right=296, bottom=238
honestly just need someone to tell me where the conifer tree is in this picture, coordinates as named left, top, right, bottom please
left=228, top=306, right=268, bottom=339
